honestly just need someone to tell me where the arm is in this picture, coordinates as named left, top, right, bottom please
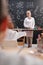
left=31, top=18, right=35, bottom=29
left=24, top=18, right=29, bottom=28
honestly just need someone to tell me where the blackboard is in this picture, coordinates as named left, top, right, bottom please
left=8, top=0, right=43, bottom=28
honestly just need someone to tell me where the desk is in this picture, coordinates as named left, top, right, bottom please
left=0, top=44, right=43, bottom=65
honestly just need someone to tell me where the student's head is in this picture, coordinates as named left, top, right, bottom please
left=26, top=10, right=31, bottom=18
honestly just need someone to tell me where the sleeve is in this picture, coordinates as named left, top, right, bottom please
left=13, top=31, right=26, bottom=40
left=24, top=18, right=28, bottom=28
left=32, top=18, right=35, bottom=29
left=11, top=31, right=19, bottom=40
left=16, top=31, right=26, bottom=39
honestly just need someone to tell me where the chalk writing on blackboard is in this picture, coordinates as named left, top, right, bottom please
left=26, top=2, right=34, bottom=8
left=16, top=1, right=24, bottom=20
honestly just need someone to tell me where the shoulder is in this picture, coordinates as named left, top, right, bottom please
left=24, top=17, right=28, bottom=22
left=24, top=17, right=28, bottom=20
left=31, top=17, right=35, bottom=20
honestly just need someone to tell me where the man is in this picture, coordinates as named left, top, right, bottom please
left=24, top=10, right=35, bottom=47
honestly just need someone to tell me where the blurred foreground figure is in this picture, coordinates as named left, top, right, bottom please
left=0, top=0, right=26, bottom=48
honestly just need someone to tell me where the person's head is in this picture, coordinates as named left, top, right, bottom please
left=26, top=10, right=32, bottom=18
